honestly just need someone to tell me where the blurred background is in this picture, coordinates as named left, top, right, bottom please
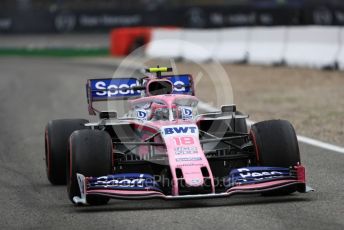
left=0, top=0, right=343, bottom=145
left=1, top=0, right=344, bottom=33
left=0, top=1, right=344, bottom=229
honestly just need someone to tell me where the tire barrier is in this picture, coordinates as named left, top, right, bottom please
left=111, top=26, right=344, bottom=70
left=284, top=26, right=340, bottom=69
left=247, top=27, right=287, bottom=65
left=145, top=28, right=182, bottom=59
left=214, top=28, right=250, bottom=63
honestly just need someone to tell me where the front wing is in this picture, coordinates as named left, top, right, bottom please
left=73, top=165, right=313, bottom=204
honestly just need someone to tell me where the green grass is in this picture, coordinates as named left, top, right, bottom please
left=0, top=48, right=109, bottom=57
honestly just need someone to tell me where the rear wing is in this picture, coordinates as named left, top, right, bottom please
left=86, top=74, right=195, bottom=115
left=161, top=74, right=195, bottom=95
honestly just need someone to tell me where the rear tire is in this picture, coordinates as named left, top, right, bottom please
left=250, top=120, right=300, bottom=195
left=45, top=119, right=89, bottom=185
left=67, top=130, right=113, bottom=205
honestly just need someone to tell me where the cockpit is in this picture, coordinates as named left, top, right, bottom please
left=129, top=95, right=199, bottom=122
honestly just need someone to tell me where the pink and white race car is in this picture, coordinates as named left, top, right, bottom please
left=44, top=67, right=312, bottom=205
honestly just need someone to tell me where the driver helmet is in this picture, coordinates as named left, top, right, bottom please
left=151, top=102, right=169, bottom=120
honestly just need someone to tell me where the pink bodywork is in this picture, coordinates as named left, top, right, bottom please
left=128, top=94, right=215, bottom=195
left=80, top=94, right=308, bottom=200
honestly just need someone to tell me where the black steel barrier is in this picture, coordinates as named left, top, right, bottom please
left=1, top=5, right=344, bottom=33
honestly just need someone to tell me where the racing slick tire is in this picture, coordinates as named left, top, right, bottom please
left=250, top=120, right=301, bottom=195
left=67, top=130, right=113, bottom=205
left=45, top=119, right=89, bottom=185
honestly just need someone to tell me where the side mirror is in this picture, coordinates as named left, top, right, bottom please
left=99, top=111, right=117, bottom=119
left=221, top=105, right=236, bottom=113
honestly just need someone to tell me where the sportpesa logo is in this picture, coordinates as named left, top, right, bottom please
left=93, top=174, right=146, bottom=187
left=90, top=76, right=190, bottom=99
left=94, top=79, right=141, bottom=97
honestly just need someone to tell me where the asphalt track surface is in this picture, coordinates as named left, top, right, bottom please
left=0, top=57, right=343, bottom=230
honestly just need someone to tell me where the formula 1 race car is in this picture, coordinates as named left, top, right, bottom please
left=45, top=67, right=311, bottom=205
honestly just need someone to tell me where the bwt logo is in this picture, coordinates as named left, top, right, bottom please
left=164, top=126, right=197, bottom=135
left=94, top=80, right=141, bottom=97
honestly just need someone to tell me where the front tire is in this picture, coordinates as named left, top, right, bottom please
left=67, top=130, right=113, bottom=205
left=45, top=119, right=89, bottom=185
left=250, top=119, right=300, bottom=167
left=250, top=120, right=301, bottom=195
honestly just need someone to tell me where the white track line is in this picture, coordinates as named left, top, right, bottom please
left=296, top=135, right=344, bottom=154
left=198, top=101, right=344, bottom=154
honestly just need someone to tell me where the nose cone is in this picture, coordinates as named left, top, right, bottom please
left=183, top=167, right=204, bottom=187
